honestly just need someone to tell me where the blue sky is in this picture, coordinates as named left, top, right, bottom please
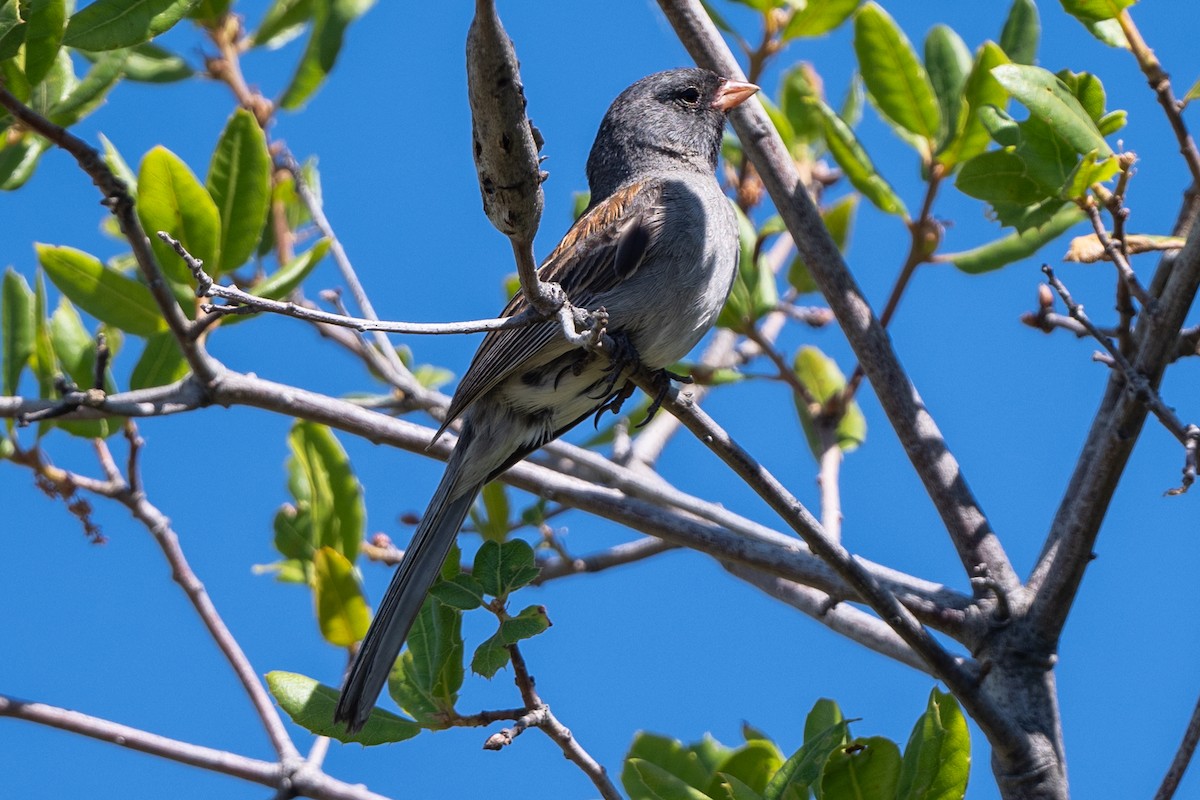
left=4, top=1, right=1200, bottom=798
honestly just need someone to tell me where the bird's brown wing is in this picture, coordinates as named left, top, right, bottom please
left=438, top=179, right=667, bottom=434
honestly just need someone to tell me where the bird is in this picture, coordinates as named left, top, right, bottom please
left=334, top=67, right=759, bottom=732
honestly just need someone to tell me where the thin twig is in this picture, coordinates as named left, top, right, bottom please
left=1153, top=689, right=1200, bottom=800
left=158, top=231, right=542, bottom=337
left=494, top=643, right=621, bottom=800
left=1042, top=266, right=1193, bottom=447
left=0, top=695, right=388, bottom=800
left=1080, top=199, right=1156, bottom=311
left=725, top=563, right=932, bottom=673
left=1116, top=10, right=1200, bottom=187
left=533, top=537, right=678, bottom=584
left=278, top=149, right=422, bottom=395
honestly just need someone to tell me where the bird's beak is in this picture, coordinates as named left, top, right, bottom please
left=712, top=79, right=760, bottom=112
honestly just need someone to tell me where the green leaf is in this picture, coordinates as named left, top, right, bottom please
left=815, top=101, right=908, bottom=217
left=251, top=238, right=329, bottom=300
left=804, top=699, right=847, bottom=745
left=49, top=298, right=117, bottom=438
left=30, top=270, right=56, bottom=404
left=387, top=593, right=463, bottom=724
left=821, top=738, right=902, bottom=800
left=624, top=733, right=717, bottom=800
left=706, top=740, right=783, bottom=797
left=779, top=63, right=825, bottom=151
left=63, top=0, right=198, bottom=51
left=20, top=0, right=67, bottom=86
left=279, top=0, right=375, bottom=110
left=854, top=2, right=940, bottom=147
left=99, top=133, right=137, bottom=193
left=991, top=64, right=1112, bottom=157
left=764, top=720, right=851, bottom=800
left=286, top=420, right=365, bottom=563
left=945, top=203, right=1085, bottom=273
left=312, top=545, right=369, bottom=647
left=714, top=773, right=764, bottom=800
left=1059, top=149, right=1119, bottom=200
left=266, top=670, right=420, bottom=745
left=822, top=194, right=858, bottom=252
left=207, top=108, right=271, bottom=275
left=499, top=604, right=551, bottom=644
left=924, top=25, right=971, bottom=148
left=36, top=244, right=165, bottom=336
left=783, top=0, right=859, bottom=39
left=1082, top=17, right=1128, bottom=48
left=273, top=505, right=313, bottom=566
left=49, top=48, right=127, bottom=126
left=793, top=346, right=867, bottom=457
left=137, top=145, right=220, bottom=290
left=473, top=539, right=539, bottom=598
left=428, top=572, right=485, bottom=610
left=187, top=0, right=228, bottom=25
left=129, top=329, right=187, bottom=389
left=998, top=0, right=1039, bottom=65
left=938, top=42, right=1010, bottom=169
left=718, top=203, right=778, bottom=330
left=470, top=629, right=510, bottom=678
left=790, top=196, right=857, bottom=294
left=625, top=759, right=714, bottom=800
left=955, top=149, right=1050, bottom=207
left=0, top=0, right=24, bottom=59
left=1059, top=0, right=1135, bottom=22
left=2, top=267, right=35, bottom=396
left=252, top=0, right=313, bottom=49
left=85, top=40, right=192, bottom=82
left=0, top=133, right=50, bottom=190
left=1185, top=78, right=1200, bottom=105
left=470, top=480, right=510, bottom=542
left=897, top=689, right=970, bottom=800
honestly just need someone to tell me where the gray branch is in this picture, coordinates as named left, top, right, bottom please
left=654, top=0, right=1018, bottom=600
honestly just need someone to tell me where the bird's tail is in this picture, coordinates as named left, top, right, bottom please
left=334, top=439, right=482, bottom=733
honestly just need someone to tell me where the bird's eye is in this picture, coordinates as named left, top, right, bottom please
left=678, top=87, right=702, bottom=107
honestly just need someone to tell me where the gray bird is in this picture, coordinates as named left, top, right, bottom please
left=335, top=67, right=758, bottom=732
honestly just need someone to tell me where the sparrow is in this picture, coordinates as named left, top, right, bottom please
left=335, top=67, right=758, bottom=732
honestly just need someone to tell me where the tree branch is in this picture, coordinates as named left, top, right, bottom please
left=0, top=695, right=390, bottom=800
left=655, top=0, right=1019, bottom=600
left=1028, top=217, right=1200, bottom=641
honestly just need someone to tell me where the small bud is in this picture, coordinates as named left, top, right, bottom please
left=1038, top=283, right=1054, bottom=309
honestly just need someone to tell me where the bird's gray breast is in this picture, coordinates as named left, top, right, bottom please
left=599, top=172, right=738, bottom=368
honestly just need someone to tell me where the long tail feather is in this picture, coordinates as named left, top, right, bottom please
left=334, top=444, right=482, bottom=733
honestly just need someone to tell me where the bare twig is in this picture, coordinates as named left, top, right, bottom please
left=1041, top=266, right=1194, bottom=449
left=492, top=643, right=621, bottom=800
left=278, top=149, right=423, bottom=396
left=1153, top=689, right=1200, bottom=800
left=0, top=695, right=388, bottom=800
left=1029, top=217, right=1200, bottom=640
left=725, top=564, right=933, bottom=674
left=158, top=230, right=541, bottom=337
left=1116, top=10, right=1200, bottom=187
left=534, top=537, right=678, bottom=584
left=1079, top=199, right=1155, bottom=311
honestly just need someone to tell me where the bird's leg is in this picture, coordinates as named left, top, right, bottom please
left=636, top=367, right=692, bottom=428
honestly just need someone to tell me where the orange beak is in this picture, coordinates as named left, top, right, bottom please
left=712, top=78, right=760, bottom=112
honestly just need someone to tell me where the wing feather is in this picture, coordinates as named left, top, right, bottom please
left=437, top=180, right=667, bottom=434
